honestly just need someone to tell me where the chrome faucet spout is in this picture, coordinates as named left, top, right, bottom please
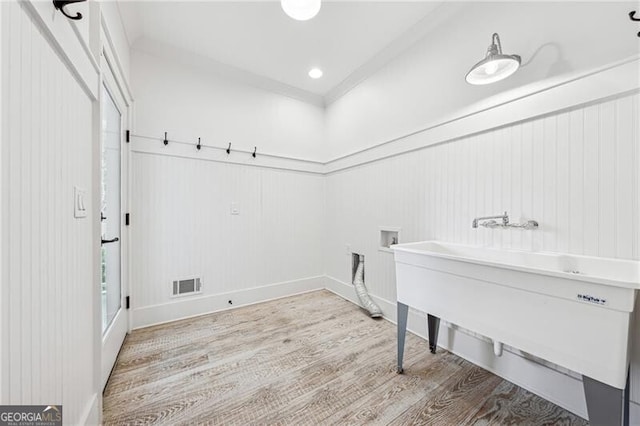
left=472, top=212, right=509, bottom=228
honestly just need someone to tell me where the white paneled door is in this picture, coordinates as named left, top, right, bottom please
left=101, top=77, right=128, bottom=389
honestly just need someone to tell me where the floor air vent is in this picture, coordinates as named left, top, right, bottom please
left=172, top=277, right=202, bottom=297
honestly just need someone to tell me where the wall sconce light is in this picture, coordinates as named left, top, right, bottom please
left=466, top=33, right=521, bottom=85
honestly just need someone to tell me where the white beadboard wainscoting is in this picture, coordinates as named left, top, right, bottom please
left=323, top=90, right=640, bottom=418
left=0, top=1, right=100, bottom=423
left=129, top=150, right=326, bottom=328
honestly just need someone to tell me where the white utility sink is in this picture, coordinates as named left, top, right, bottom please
left=392, top=240, right=640, bottom=426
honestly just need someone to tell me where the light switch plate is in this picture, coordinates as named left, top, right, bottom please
left=74, top=186, right=87, bottom=218
left=230, top=202, right=240, bottom=215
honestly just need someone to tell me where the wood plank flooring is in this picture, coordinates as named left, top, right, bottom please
left=103, top=290, right=588, bottom=425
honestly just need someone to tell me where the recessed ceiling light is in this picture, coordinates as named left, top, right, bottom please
left=308, top=68, right=323, bottom=79
left=281, top=0, right=321, bottom=21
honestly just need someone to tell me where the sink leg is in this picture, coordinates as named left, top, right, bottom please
left=427, top=314, right=440, bottom=354
left=583, top=367, right=629, bottom=426
left=397, top=302, right=408, bottom=374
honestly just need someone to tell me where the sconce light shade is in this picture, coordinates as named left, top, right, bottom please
left=281, top=0, right=321, bottom=21
left=466, top=33, right=521, bottom=85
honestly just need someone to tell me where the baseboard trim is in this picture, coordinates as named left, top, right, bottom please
left=132, top=276, right=325, bottom=329
left=324, top=275, right=589, bottom=419
left=79, top=392, right=100, bottom=426
left=631, top=400, right=640, bottom=424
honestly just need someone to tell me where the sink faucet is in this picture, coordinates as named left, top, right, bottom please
left=472, top=212, right=509, bottom=228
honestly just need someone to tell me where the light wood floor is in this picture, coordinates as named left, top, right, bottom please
left=103, top=290, right=588, bottom=425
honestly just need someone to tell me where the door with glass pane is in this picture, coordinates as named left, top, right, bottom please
left=101, top=81, right=128, bottom=388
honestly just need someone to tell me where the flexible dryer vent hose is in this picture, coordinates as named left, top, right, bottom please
left=353, top=255, right=383, bottom=318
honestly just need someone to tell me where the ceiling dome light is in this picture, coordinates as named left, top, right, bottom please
left=466, top=33, right=521, bottom=85
left=281, top=0, right=321, bottom=21
left=308, top=68, right=323, bottom=79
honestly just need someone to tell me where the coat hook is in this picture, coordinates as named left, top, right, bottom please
left=630, top=11, right=640, bottom=36
left=226, top=143, right=231, bottom=154
left=252, top=147, right=257, bottom=158
left=163, top=132, right=168, bottom=146
left=53, top=0, right=86, bottom=20
left=196, top=137, right=202, bottom=151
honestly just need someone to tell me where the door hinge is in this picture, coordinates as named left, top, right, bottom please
left=126, top=296, right=130, bottom=310
left=125, top=213, right=130, bottom=226
left=126, top=130, right=130, bottom=143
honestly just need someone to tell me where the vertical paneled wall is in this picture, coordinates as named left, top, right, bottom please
left=325, top=93, right=639, bottom=300
left=130, top=151, right=325, bottom=324
left=0, top=2, right=96, bottom=423
left=324, top=92, right=640, bottom=403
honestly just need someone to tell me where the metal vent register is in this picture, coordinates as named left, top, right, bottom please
left=172, top=278, right=202, bottom=296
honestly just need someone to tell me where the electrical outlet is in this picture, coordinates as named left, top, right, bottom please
left=230, top=202, right=240, bottom=215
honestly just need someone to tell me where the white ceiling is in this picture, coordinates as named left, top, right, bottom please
left=117, top=1, right=443, bottom=105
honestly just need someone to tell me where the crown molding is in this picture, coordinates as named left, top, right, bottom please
left=132, top=37, right=326, bottom=108
left=129, top=3, right=455, bottom=109
left=324, top=2, right=461, bottom=106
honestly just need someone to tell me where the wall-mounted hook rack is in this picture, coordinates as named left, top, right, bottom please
left=630, top=11, right=640, bottom=36
left=131, top=132, right=317, bottom=168
left=196, top=137, right=201, bottom=151
left=53, top=0, right=86, bottom=20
